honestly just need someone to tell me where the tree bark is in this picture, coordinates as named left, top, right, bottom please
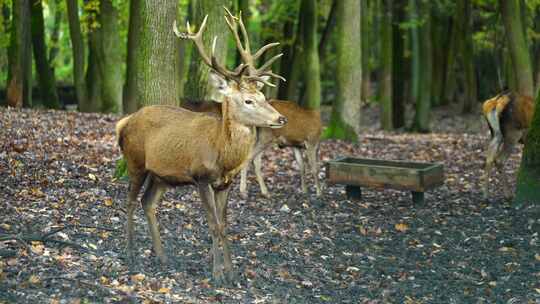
left=7, top=0, right=32, bottom=108
left=277, top=14, right=297, bottom=100
left=361, top=0, right=371, bottom=103
left=66, top=0, right=89, bottom=111
left=30, top=0, right=60, bottom=109
left=284, top=4, right=304, bottom=101
left=380, top=0, right=393, bottom=130
left=325, top=0, right=362, bottom=141
left=458, top=0, right=477, bottom=113
left=409, top=0, right=420, bottom=110
left=392, top=0, right=406, bottom=128
left=86, top=30, right=102, bottom=112
left=48, top=0, right=62, bottom=65
left=500, top=0, right=534, bottom=97
left=299, top=0, right=320, bottom=109
left=97, top=0, right=123, bottom=113
left=515, top=91, right=540, bottom=204
left=411, top=0, right=432, bottom=133
left=183, top=0, right=232, bottom=101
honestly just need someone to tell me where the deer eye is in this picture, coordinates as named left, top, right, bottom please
left=245, top=99, right=254, bottom=105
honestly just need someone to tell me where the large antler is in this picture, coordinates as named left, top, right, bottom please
left=173, top=16, right=246, bottom=81
left=223, top=7, right=286, bottom=87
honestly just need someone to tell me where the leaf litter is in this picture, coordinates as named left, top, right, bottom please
left=0, top=106, right=538, bottom=303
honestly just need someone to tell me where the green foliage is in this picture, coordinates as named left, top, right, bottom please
left=114, top=157, right=128, bottom=180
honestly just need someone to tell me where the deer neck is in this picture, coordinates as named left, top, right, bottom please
left=216, top=99, right=255, bottom=172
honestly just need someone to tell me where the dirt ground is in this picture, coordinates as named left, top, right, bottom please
left=0, top=105, right=538, bottom=303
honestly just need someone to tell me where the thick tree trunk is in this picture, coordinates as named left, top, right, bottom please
left=86, top=31, right=102, bottom=112
left=430, top=6, right=450, bottom=107
left=411, top=0, right=432, bottom=132
left=183, top=0, right=231, bottom=101
left=409, top=0, right=420, bottom=110
left=361, top=0, right=371, bottom=103
left=97, top=0, right=122, bottom=113
left=500, top=0, right=534, bottom=97
left=325, top=0, right=362, bottom=141
left=515, top=91, right=540, bottom=205
left=392, top=0, right=406, bottom=128
left=284, top=6, right=304, bottom=102
left=7, top=0, right=32, bottom=108
left=299, top=0, right=320, bottom=110
left=66, top=0, right=89, bottom=111
left=444, top=16, right=459, bottom=104
left=458, top=0, right=477, bottom=114
left=380, top=0, right=393, bottom=130
left=30, top=0, right=60, bottom=109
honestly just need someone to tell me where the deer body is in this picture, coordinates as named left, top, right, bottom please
left=181, top=99, right=323, bottom=197
left=482, top=91, right=534, bottom=199
left=117, top=10, right=287, bottom=285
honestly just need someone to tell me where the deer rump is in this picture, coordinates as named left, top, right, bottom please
left=483, top=92, right=533, bottom=141
left=117, top=105, right=253, bottom=187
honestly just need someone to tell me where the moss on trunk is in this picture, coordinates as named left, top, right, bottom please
left=515, top=91, right=540, bottom=205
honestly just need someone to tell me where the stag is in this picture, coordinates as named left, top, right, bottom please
left=116, top=9, right=286, bottom=284
left=482, top=91, right=534, bottom=199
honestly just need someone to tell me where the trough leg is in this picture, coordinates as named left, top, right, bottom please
left=411, top=191, right=425, bottom=205
left=345, top=185, right=362, bottom=200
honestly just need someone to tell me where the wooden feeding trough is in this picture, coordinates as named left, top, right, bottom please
left=326, top=157, right=444, bottom=204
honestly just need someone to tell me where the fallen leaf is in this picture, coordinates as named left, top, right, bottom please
left=395, top=223, right=409, bottom=232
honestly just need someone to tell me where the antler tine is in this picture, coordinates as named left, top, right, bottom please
left=237, top=11, right=251, bottom=54
left=244, top=75, right=278, bottom=88
left=253, top=42, right=280, bottom=60
left=174, top=15, right=239, bottom=80
left=256, top=53, right=283, bottom=74
left=261, top=70, right=286, bottom=82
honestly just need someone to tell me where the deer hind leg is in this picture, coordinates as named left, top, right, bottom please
left=214, top=185, right=234, bottom=282
left=239, top=163, right=249, bottom=199
left=483, top=110, right=504, bottom=199
left=198, top=183, right=226, bottom=284
left=496, top=130, right=521, bottom=199
left=141, top=175, right=168, bottom=264
left=125, top=170, right=147, bottom=263
left=253, top=151, right=270, bottom=198
left=293, top=147, right=307, bottom=193
left=306, top=141, right=321, bottom=197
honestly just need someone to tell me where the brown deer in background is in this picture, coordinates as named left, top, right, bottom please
left=482, top=91, right=534, bottom=199
left=181, top=99, right=323, bottom=198
left=239, top=100, right=322, bottom=198
left=116, top=10, right=286, bottom=284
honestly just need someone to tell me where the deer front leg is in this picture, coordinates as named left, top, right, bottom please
left=141, top=175, right=168, bottom=264
left=198, top=183, right=226, bottom=284
left=125, top=173, right=146, bottom=265
left=253, top=151, right=270, bottom=198
left=214, top=185, right=234, bottom=283
left=293, top=147, right=307, bottom=193
left=305, top=142, right=321, bottom=197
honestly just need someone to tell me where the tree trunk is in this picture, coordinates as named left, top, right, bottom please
left=299, top=0, right=320, bottom=109
left=361, top=0, right=371, bottom=103
left=97, top=0, right=122, bottom=113
left=86, top=30, right=102, bottom=112
left=411, top=0, right=432, bottom=132
left=284, top=6, right=304, bottom=102
left=30, top=0, right=60, bottom=109
left=66, top=0, right=89, bottom=111
left=318, top=0, right=336, bottom=56
left=48, top=0, right=62, bottom=66
left=500, top=0, right=534, bottom=97
left=392, top=0, right=406, bottom=128
left=7, top=0, right=32, bottom=108
left=277, top=14, right=297, bottom=100
left=325, top=0, right=362, bottom=141
left=183, top=0, right=232, bottom=101
left=458, top=0, right=477, bottom=113
left=444, top=16, right=459, bottom=104
left=430, top=5, right=449, bottom=107
left=409, top=0, right=420, bottom=110
left=379, top=0, right=393, bottom=130
left=514, top=91, right=540, bottom=205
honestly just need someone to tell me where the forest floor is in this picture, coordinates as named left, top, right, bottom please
left=0, top=105, right=539, bottom=303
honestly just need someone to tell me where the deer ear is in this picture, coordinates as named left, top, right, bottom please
left=209, top=72, right=229, bottom=96
left=255, top=76, right=271, bottom=90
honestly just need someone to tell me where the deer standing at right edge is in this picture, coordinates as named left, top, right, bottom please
left=482, top=91, right=534, bottom=200
left=116, top=10, right=286, bottom=285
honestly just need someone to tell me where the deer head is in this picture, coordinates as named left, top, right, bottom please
left=173, top=9, right=287, bottom=128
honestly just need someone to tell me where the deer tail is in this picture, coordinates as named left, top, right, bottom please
left=115, top=115, right=131, bottom=149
